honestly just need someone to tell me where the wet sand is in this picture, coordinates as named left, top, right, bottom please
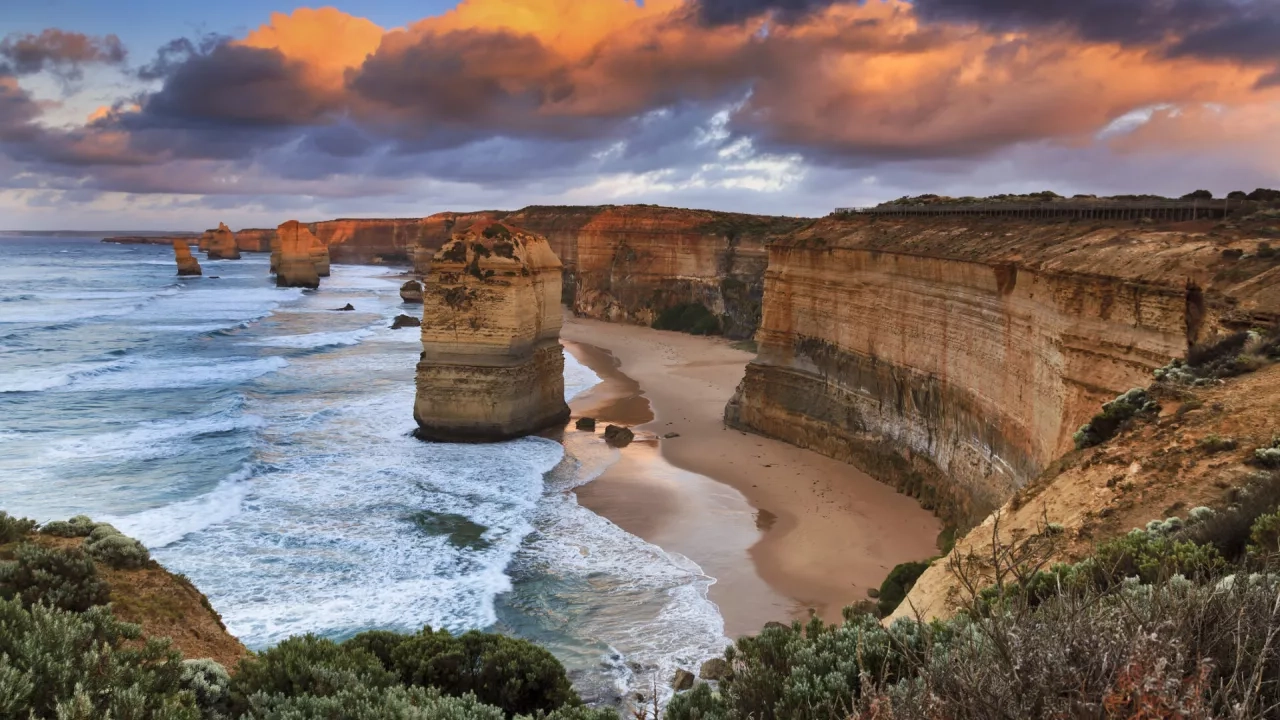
left=561, top=316, right=941, bottom=636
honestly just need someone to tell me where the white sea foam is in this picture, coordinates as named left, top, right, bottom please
left=109, top=464, right=257, bottom=547
left=69, top=356, right=288, bottom=392
left=246, top=328, right=374, bottom=350
left=44, top=413, right=265, bottom=462
left=0, top=359, right=130, bottom=393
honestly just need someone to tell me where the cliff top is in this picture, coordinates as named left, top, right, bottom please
left=433, top=221, right=562, bottom=274
left=872, top=188, right=1280, bottom=207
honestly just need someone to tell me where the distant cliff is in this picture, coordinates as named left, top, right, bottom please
left=500, top=205, right=806, bottom=339
left=727, top=213, right=1280, bottom=527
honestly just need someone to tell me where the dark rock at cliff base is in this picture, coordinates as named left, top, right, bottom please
left=763, top=621, right=792, bottom=632
left=867, top=587, right=881, bottom=599
left=334, top=303, right=355, bottom=311
left=671, top=668, right=695, bottom=691
left=400, top=280, right=423, bottom=304
left=699, top=658, right=729, bottom=681
left=663, top=432, right=681, bottom=439
left=391, top=314, right=421, bottom=329
left=603, top=425, right=634, bottom=447
left=576, top=417, right=596, bottom=431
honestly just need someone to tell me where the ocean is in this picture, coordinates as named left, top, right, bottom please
left=0, top=236, right=728, bottom=703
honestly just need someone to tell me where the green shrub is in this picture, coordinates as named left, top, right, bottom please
left=390, top=628, right=579, bottom=717
left=0, top=511, right=36, bottom=543
left=229, top=634, right=398, bottom=713
left=1184, top=472, right=1280, bottom=559
left=181, top=658, right=232, bottom=720
left=1091, top=527, right=1226, bottom=585
left=343, top=629, right=409, bottom=670
left=1073, top=388, right=1158, bottom=448
left=876, top=560, right=931, bottom=616
left=39, top=515, right=97, bottom=538
left=244, top=685, right=505, bottom=720
left=1249, top=511, right=1280, bottom=554
left=1256, top=439, right=1280, bottom=468
left=1199, top=434, right=1238, bottom=453
left=84, top=524, right=151, bottom=569
left=0, top=542, right=110, bottom=612
left=0, top=597, right=197, bottom=718
left=652, top=303, right=722, bottom=336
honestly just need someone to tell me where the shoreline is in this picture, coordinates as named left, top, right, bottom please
left=561, top=316, right=941, bottom=633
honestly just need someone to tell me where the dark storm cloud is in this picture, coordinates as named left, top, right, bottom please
left=911, top=0, right=1280, bottom=64
left=695, top=0, right=843, bottom=25
left=136, top=35, right=227, bottom=81
left=0, top=29, right=127, bottom=80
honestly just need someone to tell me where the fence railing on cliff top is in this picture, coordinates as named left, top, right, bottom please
left=833, top=199, right=1232, bottom=220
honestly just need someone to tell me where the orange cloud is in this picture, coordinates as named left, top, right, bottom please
left=238, top=7, right=384, bottom=89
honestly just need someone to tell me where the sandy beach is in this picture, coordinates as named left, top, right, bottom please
left=560, top=316, right=941, bottom=636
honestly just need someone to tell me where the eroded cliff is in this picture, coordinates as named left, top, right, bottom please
left=205, top=223, right=240, bottom=260
left=728, top=213, right=1280, bottom=527
left=308, top=218, right=435, bottom=265
left=172, top=240, right=201, bottom=276
left=275, top=220, right=322, bottom=289
left=235, top=228, right=276, bottom=253
left=414, top=221, right=568, bottom=442
left=503, top=205, right=805, bottom=338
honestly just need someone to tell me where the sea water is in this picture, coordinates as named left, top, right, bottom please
left=0, top=237, right=728, bottom=702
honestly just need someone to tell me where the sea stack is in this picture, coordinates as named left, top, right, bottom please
left=413, top=221, right=569, bottom=442
left=172, top=240, right=202, bottom=276
left=400, top=280, right=423, bottom=304
left=275, top=220, right=321, bottom=289
left=206, top=223, right=240, bottom=260
left=310, top=238, right=331, bottom=277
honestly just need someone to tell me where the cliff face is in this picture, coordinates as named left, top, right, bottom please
left=275, top=220, right=321, bottom=289
left=411, top=212, right=509, bottom=275
left=205, top=223, right=240, bottom=260
left=308, top=218, right=432, bottom=265
left=172, top=240, right=201, bottom=276
left=235, top=228, right=276, bottom=253
left=504, top=205, right=805, bottom=339
left=413, top=221, right=568, bottom=442
left=728, top=215, right=1280, bottom=527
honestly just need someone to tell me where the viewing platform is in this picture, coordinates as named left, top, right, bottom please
left=834, top=199, right=1232, bottom=221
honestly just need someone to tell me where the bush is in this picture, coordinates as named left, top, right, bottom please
left=876, top=560, right=931, bottom=616
left=84, top=524, right=151, bottom=569
left=343, top=629, right=409, bottom=670
left=1249, top=511, right=1280, bottom=554
left=1184, top=472, right=1280, bottom=559
left=0, top=597, right=197, bottom=718
left=1256, top=439, right=1280, bottom=468
left=0, top=542, right=110, bottom=612
left=1073, top=388, right=1158, bottom=448
left=0, top=511, right=36, bottom=543
left=243, top=685, right=505, bottom=720
left=653, top=303, right=722, bottom=336
left=1199, top=434, right=1238, bottom=453
left=181, top=659, right=232, bottom=720
left=390, top=628, right=580, bottom=717
left=38, top=514, right=98, bottom=538
left=229, top=634, right=398, bottom=713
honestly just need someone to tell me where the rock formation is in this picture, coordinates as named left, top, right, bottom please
left=235, top=228, right=276, bottom=253
left=411, top=212, right=509, bottom=275
left=275, top=220, right=321, bottom=289
left=391, top=314, right=420, bottom=329
left=400, top=280, right=423, bottom=304
left=197, top=230, right=212, bottom=253
left=308, top=218, right=429, bottom=265
left=413, top=221, right=569, bottom=442
left=269, top=234, right=281, bottom=274
left=205, top=223, right=241, bottom=260
left=172, top=240, right=201, bottom=276
left=726, top=213, right=1280, bottom=528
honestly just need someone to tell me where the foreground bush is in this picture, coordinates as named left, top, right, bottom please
left=0, top=542, right=110, bottom=612
left=0, top=596, right=197, bottom=718
left=0, top=511, right=36, bottom=543
left=1072, top=387, right=1158, bottom=448
left=229, top=634, right=398, bottom=714
left=390, top=628, right=581, bottom=717
left=38, top=514, right=97, bottom=538
left=84, top=522, right=152, bottom=568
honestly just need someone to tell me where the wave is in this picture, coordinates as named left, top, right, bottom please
left=0, top=359, right=131, bottom=394
left=108, top=464, right=257, bottom=548
left=69, top=356, right=288, bottom=392
left=245, top=328, right=374, bottom=350
left=43, top=412, right=265, bottom=462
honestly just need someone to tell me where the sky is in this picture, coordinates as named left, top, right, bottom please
left=2, top=0, right=1279, bottom=230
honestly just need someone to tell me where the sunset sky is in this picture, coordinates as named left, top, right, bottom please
left=3, top=0, right=1279, bottom=229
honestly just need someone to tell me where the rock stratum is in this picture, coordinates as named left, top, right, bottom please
left=726, top=213, right=1280, bottom=528
left=234, top=228, right=276, bottom=253
left=413, top=221, right=569, bottom=442
left=275, top=220, right=322, bottom=289
left=172, top=240, right=201, bottom=276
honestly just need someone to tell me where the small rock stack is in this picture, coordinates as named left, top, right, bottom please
left=172, top=240, right=202, bottom=276
left=205, top=222, right=240, bottom=260
left=275, top=220, right=322, bottom=289
left=400, top=280, right=424, bottom=304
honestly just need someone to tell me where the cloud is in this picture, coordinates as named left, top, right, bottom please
left=0, top=29, right=126, bottom=80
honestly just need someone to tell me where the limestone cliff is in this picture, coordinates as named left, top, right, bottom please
left=172, top=240, right=201, bottom=276
left=307, top=218, right=436, bottom=265
left=502, top=205, right=805, bottom=339
left=727, top=214, right=1280, bottom=528
left=310, top=242, right=331, bottom=277
left=275, top=220, right=321, bottom=289
left=413, top=221, right=569, bottom=442
left=205, top=223, right=240, bottom=260
left=235, top=228, right=276, bottom=253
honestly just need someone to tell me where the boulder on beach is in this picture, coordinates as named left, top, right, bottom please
left=575, top=417, right=596, bottom=431
left=173, top=240, right=202, bottom=276
left=603, top=425, right=634, bottom=447
left=671, top=668, right=695, bottom=691
left=391, top=314, right=421, bottom=329
left=699, top=658, right=729, bottom=681
left=400, top=280, right=424, bottom=304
